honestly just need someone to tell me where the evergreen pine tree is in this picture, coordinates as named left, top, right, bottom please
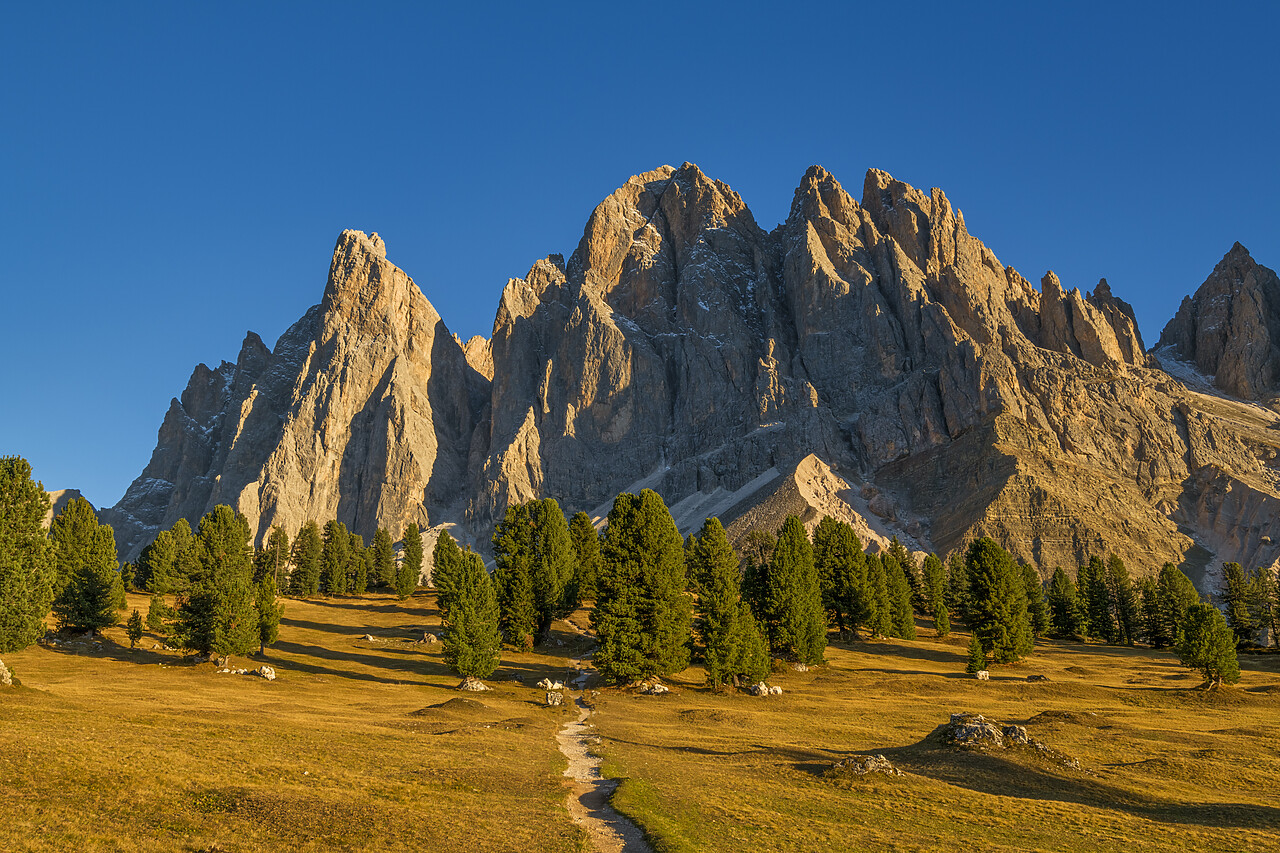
left=813, top=517, right=870, bottom=638
left=146, top=591, right=171, bottom=635
left=688, top=517, right=764, bottom=687
left=255, top=526, right=289, bottom=588
left=397, top=527, right=423, bottom=600
left=120, top=562, right=135, bottom=593
left=882, top=550, right=917, bottom=640
left=966, top=631, right=987, bottom=674
left=371, top=527, right=395, bottom=589
left=1250, top=566, right=1279, bottom=648
left=1022, top=564, right=1050, bottom=638
left=493, top=503, right=538, bottom=649
left=432, top=531, right=465, bottom=619
left=568, top=511, right=602, bottom=602
left=126, top=609, right=144, bottom=648
left=1078, top=556, right=1115, bottom=642
left=255, top=573, right=283, bottom=655
left=965, top=537, right=1032, bottom=664
left=1046, top=566, right=1083, bottom=638
left=888, top=537, right=925, bottom=612
left=289, top=521, right=323, bottom=595
left=1177, top=603, right=1241, bottom=685
left=1106, top=555, right=1140, bottom=645
left=319, top=521, right=350, bottom=595
left=923, top=553, right=950, bottom=637
left=1149, top=563, right=1200, bottom=647
left=528, top=499, right=578, bottom=637
left=864, top=552, right=894, bottom=638
left=49, top=496, right=101, bottom=599
left=443, top=550, right=501, bottom=679
left=1139, top=577, right=1161, bottom=646
left=762, top=516, right=828, bottom=662
left=168, top=518, right=200, bottom=592
left=592, top=490, right=693, bottom=683
left=176, top=505, right=258, bottom=657
left=0, top=456, right=57, bottom=652
left=1222, top=562, right=1258, bottom=646
left=347, top=532, right=367, bottom=595
left=946, top=551, right=971, bottom=624
left=53, top=524, right=123, bottom=634
left=135, top=529, right=175, bottom=593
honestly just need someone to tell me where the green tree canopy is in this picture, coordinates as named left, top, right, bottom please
left=965, top=537, right=1032, bottom=664
left=813, top=516, right=870, bottom=637
left=176, top=505, right=258, bottom=657
left=882, top=549, right=917, bottom=640
left=50, top=496, right=101, bottom=598
left=923, top=553, right=950, bottom=638
left=1046, top=566, right=1083, bottom=638
left=289, top=521, right=323, bottom=596
left=397, top=527, right=423, bottom=600
left=864, top=552, right=894, bottom=638
left=1222, top=562, right=1258, bottom=646
left=432, top=530, right=465, bottom=619
left=255, top=526, right=290, bottom=589
left=1023, top=564, right=1050, bottom=638
left=0, top=457, right=57, bottom=651
left=319, top=520, right=351, bottom=595
left=370, top=527, right=395, bottom=589
left=255, top=573, right=283, bottom=655
left=53, top=521, right=123, bottom=634
left=687, top=517, right=768, bottom=686
left=762, top=516, right=827, bottom=663
left=1178, top=603, right=1241, bottom=685
left=568, top=511, right=602, bottom=602
left=442, top=550, right=501, bottom=679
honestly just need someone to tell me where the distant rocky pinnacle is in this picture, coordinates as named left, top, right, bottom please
left=101, top=165, right=1280, bottom=589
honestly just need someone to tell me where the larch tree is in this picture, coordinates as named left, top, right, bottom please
left=763, top=516, right=827, bottom=663
left=289, top=521, right=323, bottom=595
left=442, top=549, right=501, bottom=680
left=592, top=489, right=692, bottom=684
left=0, top=457, right=57, bottom=652
left=965, top=537, right=1032, bottom=664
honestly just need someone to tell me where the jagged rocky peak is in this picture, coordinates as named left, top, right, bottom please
left=1158, top=242, right=1280, bottom=401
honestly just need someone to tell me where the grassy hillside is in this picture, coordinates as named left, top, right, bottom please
left=2, top=595, right=1277, bottom=852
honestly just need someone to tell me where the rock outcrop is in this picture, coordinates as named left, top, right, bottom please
left=105, top=166, right=1280, bottom=587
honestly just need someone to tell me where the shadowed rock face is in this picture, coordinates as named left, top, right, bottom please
left=105, top=166, right=1280, bottom=585
left=1158, top=242, right=1280, bottom=403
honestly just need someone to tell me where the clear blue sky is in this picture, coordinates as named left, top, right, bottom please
left=2, top=2, right=1278, bottom=508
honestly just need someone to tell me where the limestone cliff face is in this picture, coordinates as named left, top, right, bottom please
left=103, top=231, right=488, bottom=560
left=1158, top=242, right=1280, bottom=403
left=106, top=168, right=1280, bottom=586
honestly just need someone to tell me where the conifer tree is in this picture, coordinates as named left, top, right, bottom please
left=965, top=631, right=986, bottom=674
left=370, top=527, right=395, bottom=589
left=126, top=609, right=144, bottom=648
left=1222, top=562, right=1258, bottom=646
left=169, top=518, right=200, bottom=592
left=922, top=553, right=950, bottom=637
left=592, top=490, right=692, bottom=683
left=888, top=537, right=924, bottom=612
left=965, top=537, right=1032, bottom=664
left=443, top=550, right=501, bottom=679
left=864, top=552, right=894, bottom=638
left=0, top=456, right=57, bottom=652
left=882, top=550, right=917, bottom=640
left=319, top=521, right=350, bottom=595
left=433, top=531, right=465, bottom=619
left=177, top=505, right=258, bottom=657
left=1178, top=603, right=1241, bottom=685
left=146, top=591, right=171, bottom=634
left=1139, top=577, right=1160, bottom=646
left=688, top=518, right=768, bottom=686
left=397, top=527, right=423, bottom=600
left=287, top=521, right=321, bottom=595
left=568, top=511, right=602, bottom=602
left=136, top=529, right=175, bottom=593
left=813, top=517, right=870, bottom=638
left=1078, top=556, right=1114, bottom=642
left=53, top=525, right=123, bottom=634
left=493, top=503, right=538, bottom=649
left=255, top=526, right=289, bottom=588
left=1046, top=566, right=1083, bottom=638
left=528, top=499, right=578, bottom=635
left=1146, top=563, right=1200, bottom=647
left=255, top=573, right=283, bottom=655
left=347, top=531, right=367, bottom=595
left=762, top=516, right=827, bottom=662
left=1250, top=566, right=1279, bottom=648
left=1106, top=556, right=1140, bottom=645
left=1022, top=564, right=1050, bottom=638
left=50, top=496, right=101, bottom=599
left=946, top=551, right=971, bottom=624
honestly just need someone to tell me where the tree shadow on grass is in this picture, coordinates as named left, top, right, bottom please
left=280, top=616, right=430, bottom=639
left=270, top=640, right=447, bottom=685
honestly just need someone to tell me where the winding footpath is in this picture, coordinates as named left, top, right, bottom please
left=555, top=659, right=652, bottom=853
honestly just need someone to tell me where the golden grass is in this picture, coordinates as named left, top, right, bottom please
left=3, top=598, right=1278, bottom=852
left=592, top=625, right=1280, bottom=853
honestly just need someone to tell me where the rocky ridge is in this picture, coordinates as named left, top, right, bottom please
left=103, top=165, right=1280, bottom=586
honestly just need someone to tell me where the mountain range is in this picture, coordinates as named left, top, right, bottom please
left=99, top=164, right=1280, bottom=589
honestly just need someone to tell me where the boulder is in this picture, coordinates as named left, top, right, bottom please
left=1002, top=724, right=1030, bottom=745
left=791, top=663, right=809, bottom=673
left=749, top=682, right=770, bottom=697
left=363, top=634, right=375, bottom=642
left=976, top=670, right=990, bottom=681
left=0, top=659, right=11, bottom=687
left=826, top=754, right=903, bottom=778
left=1027, top=674, right=1049, bottom=682
left=769, top=685, right=784, bottom=695
left=421, top=632, right=438, bottom=644
left=536, top=678, right=565, bottom=690
left=545, top=691, right=564, bottom=706
left=459, top=677, right=490, bottom=692
left=943, top=713, right=1006, bottom=748
left=256, top=666, right=276, bottom=681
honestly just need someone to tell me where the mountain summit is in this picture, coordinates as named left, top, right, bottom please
left=103, top=166, right=1280, bottom=588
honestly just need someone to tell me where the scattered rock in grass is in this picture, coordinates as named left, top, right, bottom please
left=420, top=632, right=438, bottom=644
left=825, top=754, right=903, bottom=779
left=791, top=663, right=809, bottom=673
left=1027, top=674, right=1049, bottom=682
left=638, top=681, right=669, bottom=695
left=0, top=659, right=11, bottom=687
left=257, top=666, right=276, bottom=681
left=1002, top=724, right=1030, bottom=745
left=536, top=678, right=565, bottom=690
left=770, top=685, right=783, bottom=695
left=940, top=713, right=1080, bottom=769
left=749, top=682, right=770, bottom=696
left=976, top=670, right=990, bottom=681
left=459, top=677, right=490, bottom=692
left=362, top=634, right=375, bottom=642
left=545, top=691, right=565, bottom=706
